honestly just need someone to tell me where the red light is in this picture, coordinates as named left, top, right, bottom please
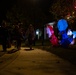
left=75, top=6, right=76, bottom=8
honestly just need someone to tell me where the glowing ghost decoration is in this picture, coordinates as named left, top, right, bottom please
left=57, top=19, right=68, bottom=31
left=67, top=29, right=72, bottom=36
left=67, top=29, right=75, bottom=45
left=46, top=25, right=59, bottom=46
left=70, top=31, right=76, bottom=45
left=72, top=31, right=76, bottom=39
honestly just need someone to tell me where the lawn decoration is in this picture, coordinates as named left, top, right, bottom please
left=57, top=19, right=73, bottom=48
left=46, top=22, right=59, bottom=46
left=67, top=29, right=74, bottom=45
left=71, top=31, right=76, bottom=44
left=72, top=31, right=76, bottom=39
left=57, top=19, right=68, bottom=32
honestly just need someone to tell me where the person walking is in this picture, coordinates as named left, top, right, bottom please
left=0, top=21, right=9, bottom=52
left=12, top=24, right=22, bottom=50
left=26, top=24, right=35, bottom=50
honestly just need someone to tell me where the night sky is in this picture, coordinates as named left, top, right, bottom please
left=0, top=0, right=17, bottom=23
left=21, top=0, right=54, bottom=14
left=0, top=0, right=54, bottom=24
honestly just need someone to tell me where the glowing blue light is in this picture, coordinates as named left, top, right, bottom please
left=59, top=30, right=73, bottom=47
left=57, top=19, right=68, bottom=31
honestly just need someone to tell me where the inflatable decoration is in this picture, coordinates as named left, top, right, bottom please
left=71, top=31, right=76, bottom=45
left=72, top=31, right=76, bottom=39
left=67, top=29, right=73, bottom=36
left=57, top=19, right=68, bottom=32
left=46, top=24, right=59, bottom=46
left=67, top=29, right=74, bottom=45
left=57, top=19, right=73, bottom=47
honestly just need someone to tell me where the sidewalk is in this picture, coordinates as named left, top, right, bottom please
left=0, top=45, right=16, bottom=57
left=0, top=47, right=76, bottom=75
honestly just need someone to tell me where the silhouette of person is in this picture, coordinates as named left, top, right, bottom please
left=0, top=21, right=9, bottom=52
left=13, top=24, right=22, bottom=50
left=26, top=24, right=35, bottom=50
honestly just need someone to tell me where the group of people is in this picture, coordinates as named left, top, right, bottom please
left=0, top=21, right=35, bottom=52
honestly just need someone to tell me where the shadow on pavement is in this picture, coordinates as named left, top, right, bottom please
left=24, top=48, right=34, bottom=51
left=7, top=49, right=19, bottom=54
left=0, top=50, right=5, bottom=57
